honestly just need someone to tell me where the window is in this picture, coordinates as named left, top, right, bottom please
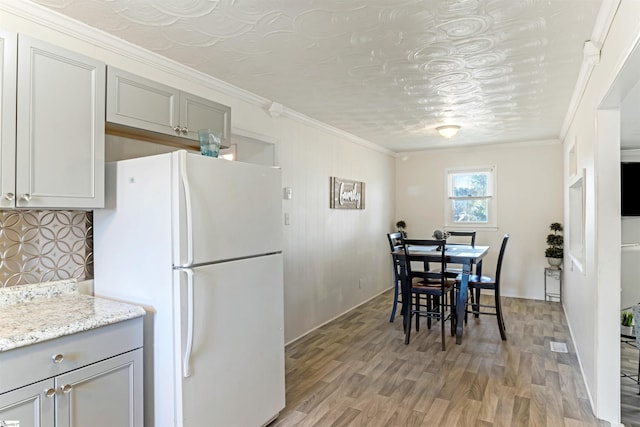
left=445, top=166, right=497, bottom=228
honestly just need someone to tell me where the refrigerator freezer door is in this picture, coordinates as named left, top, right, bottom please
left=175, top=254, right=285, bottom=427
left=174, top=151, right=282, bottom=267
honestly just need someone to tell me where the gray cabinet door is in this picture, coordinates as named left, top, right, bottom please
left=106, top=67, right=181, bottom=137
left=0, top=29, right=16, bottom=209
left=0, top=379, right=55, bottom=427
left=15, top=35, right=105, bottom=208
left=55, top=349, right=143, bottom=427
left=180, top=91, right=231, bottom=147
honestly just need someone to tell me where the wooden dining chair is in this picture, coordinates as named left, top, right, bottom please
left=456, top=234, right=509, bottom=341
left=387, top=233, right=435, bottom=322
left=401, top=239, right=456, bottom=351
left=386, top=232, right=404, bottom=323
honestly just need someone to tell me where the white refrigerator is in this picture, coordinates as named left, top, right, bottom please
left=93, top=150, right=285, bottom=427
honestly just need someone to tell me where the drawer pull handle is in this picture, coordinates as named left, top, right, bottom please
left=4, top=193, right=14, bottom=201
left=173, top=125, right=181, bottom=134
left=52, top=354, right=64, bottom=363
left=45, top=388, right=56, bottom=398
left=60, top=384, right=72, bottom=394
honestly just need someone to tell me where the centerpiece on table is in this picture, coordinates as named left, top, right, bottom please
left=432, top=229, right=450, bottom=251
left=396, top=220, right=407, bottom=238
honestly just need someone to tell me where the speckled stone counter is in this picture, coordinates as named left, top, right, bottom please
left=0, top=279, right=145, bottom=352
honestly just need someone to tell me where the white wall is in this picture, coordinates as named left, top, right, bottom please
left=395, top=142, right=563, bottom=300
left=561, top=0, right=640, bottom=423
left=0, top=3, right=396, bottom=344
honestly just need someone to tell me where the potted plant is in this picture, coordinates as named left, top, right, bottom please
left=396, top=220, right=407, bottom=238
left=545, top=222, right=563, bottom=269
left=622, top=310, right=634, bottom=336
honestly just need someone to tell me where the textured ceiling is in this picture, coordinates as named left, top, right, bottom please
left=30, top=0, right=604, bottom=152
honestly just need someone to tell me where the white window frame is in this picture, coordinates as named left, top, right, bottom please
left=444, top=165, right=498, bottom=230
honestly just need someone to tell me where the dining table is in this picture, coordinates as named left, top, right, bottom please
left=393, top=243, right=489, bottom=344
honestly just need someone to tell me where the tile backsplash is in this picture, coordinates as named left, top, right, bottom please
left=0, top=210, right=93, bottom=287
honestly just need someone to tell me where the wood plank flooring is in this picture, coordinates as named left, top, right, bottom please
left=622, top=337, right=640, bottom=426
left=271, top=291, right=609, bottom=427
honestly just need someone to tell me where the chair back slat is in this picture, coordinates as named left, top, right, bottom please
left=447, top=231, right=476, bottom=247
left=386, top=232, right=405, bottom=322
left=494, top=234, right=510, bottom=284
left=387, top=232, right=404, bottom=252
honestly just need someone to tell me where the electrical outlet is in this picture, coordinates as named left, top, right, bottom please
left=283, top=187, right=292, bottom=200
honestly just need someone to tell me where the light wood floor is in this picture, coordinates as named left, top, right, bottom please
left=622, top=337, right=640, bottom=426
left=271, top=291, right=609, bottom=427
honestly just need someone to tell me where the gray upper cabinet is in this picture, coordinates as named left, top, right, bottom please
left=0, top=29, right=17, bottom=209
left=0, top=32, right=105, bottom=209
left=106, top=67, right=180, bottom=136
left=107, top=66, right=231, bottom=148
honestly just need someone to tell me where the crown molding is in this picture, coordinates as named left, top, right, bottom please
left=1, top=0, right=394, bottom=157
left=559, top=0, right=620, bottom=139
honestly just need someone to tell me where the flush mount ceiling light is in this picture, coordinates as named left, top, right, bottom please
left=436, top=125, right=460, bottom=138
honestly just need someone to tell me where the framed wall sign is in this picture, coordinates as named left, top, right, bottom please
left=330, top=177, right=365, bottom=209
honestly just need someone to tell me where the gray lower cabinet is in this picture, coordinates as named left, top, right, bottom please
left=0, top=379, right=53, bottom=427
left=0, top=29, right=105, bottom=209
left=106, top=66, right=231, bottom=148
left=55, top=349, right=143, bottom=427
left=0, top=319, right=143, bottom=427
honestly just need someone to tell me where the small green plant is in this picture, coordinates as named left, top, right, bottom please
left=545, top=222, right=564, bottom=258
left=396, top=220, right=407, bottom=238
left=622, top=311, right=634, bottom=327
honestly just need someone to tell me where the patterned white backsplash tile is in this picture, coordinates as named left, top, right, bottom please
left=0, top=211, right=93, bottom=287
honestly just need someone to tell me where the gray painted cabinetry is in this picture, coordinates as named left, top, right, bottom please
left=107, top=66, right=231, bottom=148
left=0, top=30, right=105, bottom=209
left=0, top=318, right=143, bottom=427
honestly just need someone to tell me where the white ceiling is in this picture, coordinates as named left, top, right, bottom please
left=30, top=0, right=606, bottom=152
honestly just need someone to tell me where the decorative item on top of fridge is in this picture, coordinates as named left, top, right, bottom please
left=198, top=129, right=221, bottom=158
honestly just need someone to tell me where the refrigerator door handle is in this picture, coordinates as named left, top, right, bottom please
left=182, top=268, right=195, bottom=378
left=179, top=151, right=194, bottom=266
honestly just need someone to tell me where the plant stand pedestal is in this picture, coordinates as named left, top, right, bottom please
left=544, top=267, right=562, bottom=302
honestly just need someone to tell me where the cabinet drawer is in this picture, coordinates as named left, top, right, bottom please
left=0, top=317, right=142, bottom=394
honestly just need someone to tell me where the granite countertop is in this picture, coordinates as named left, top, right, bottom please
left=0, top=279, right=145, bottom=352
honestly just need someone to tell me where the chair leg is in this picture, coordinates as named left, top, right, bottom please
left=415, top=294, right=421, bottom=332
left=450, top=288, right=456, bottom=336
left=473, top=288, right=481, bottom=318
left=463, top=287, right=469, bottom=324
left=404, top=311, right=412, bottom=345
left=440, top=294, right=446, bottom=351
left=389, top=277, right=399, bottom=323
left=495, top=290, right=507, bottom=341
left=427, top=295, right=438, bottom=330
